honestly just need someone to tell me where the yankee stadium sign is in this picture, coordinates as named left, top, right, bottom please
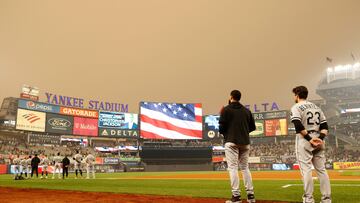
left=45, top=92, right=128, bottom=112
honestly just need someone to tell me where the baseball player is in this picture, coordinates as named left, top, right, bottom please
left=219, top=90, right=256, bottom=203
left=84, top=153, right=96, bottom=179
left=40, top=155, right=50, bottom=179
left=26, top=156, right=32, bottom=179
left=20, top=157, right=28, bottom=178
left=52, top=153, right=62, bottom=179
left=290, top=86, right=331, bottom=203
left=73, top=150, right=83, bottom=179
left=12, top=155, right=21, bottom=179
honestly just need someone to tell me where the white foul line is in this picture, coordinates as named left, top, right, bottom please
left=282, top=184, right=360, bottom=188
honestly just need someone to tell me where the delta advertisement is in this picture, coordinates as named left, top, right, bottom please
left=98, top=112, right=138, bottom=129
left=46, top=113, right=73, bottom=134
left=98, top=128, right=138, bottom=138
left=333, top=162, right=360, bottom=170
left=18, top=99, right=60, bottom=113
left=16, top=109, right=46, bottom=132
left=73, top=117, right=98, bottom=136
left=98, top=112, right=139, bottom=138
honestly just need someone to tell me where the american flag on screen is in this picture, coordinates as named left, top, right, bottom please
left=140, top=102, right=203, bottom=139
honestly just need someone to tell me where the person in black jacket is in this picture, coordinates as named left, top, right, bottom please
left=219, top=90, right=256, bottom=203
left=30, top=154, right=41, bottom=178
left=62, top=155, right=70, bottom=179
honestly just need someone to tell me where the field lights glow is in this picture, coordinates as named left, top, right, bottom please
left=327, top=62, right=360, bottom=73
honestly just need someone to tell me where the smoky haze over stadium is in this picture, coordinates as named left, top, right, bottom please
left=1, top=0, right=360, bottom=114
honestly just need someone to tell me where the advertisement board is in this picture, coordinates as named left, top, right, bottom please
left=46, top=113, right=73, bottom=134
left=28, top=133, right=61, bottom=145
left=18, top=99, right=60, bottom=113
left=96, top=157, right=104, bottom=165
left=203, top=115, right=223, bottom=140
left=253, top=111, right=287, bottom=120
left=212, top=156, right=225, bottom=163
left=16, top=109, right=46, bottom=132
left=333, top=162, right=360, bottom=170
left=99, top=112, right=138, bottom=129
left=127, top=166, right=145, bottom=172
left=60, top=107, right=98, bottom=118
left=20, top=93, right=39, bottom=101
left=248, top=157, right=261, bottom=163
left=260, top=156, right=277, bottom=163
left=98, top=128, right=138, bottom=138
left=204, top=115, right=219, bottom=131
left=104, top=158, right=120, bottom=164
left=203, top=110, right=288, bottom=138
left=272, top=164, right=292, bottom=171
left=265, top=119, right=288, bottom=136
left=0, top=165, right=7, bottom=174
left=248, top=163, right=272, bottom=170
left=250, top=120, right=264, bottom=137
left=73, top=117, right=98, bottom=136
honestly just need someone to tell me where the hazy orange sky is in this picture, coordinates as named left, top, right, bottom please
left=1, top=0, right=360, bottom=114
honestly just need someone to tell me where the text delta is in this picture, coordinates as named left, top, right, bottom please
left=245, top=102, right=279, bottom=113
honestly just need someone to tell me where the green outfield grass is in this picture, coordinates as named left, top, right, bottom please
left=0, top=171, right=360, bottom=202
left=340, top=170, right=360, bottom=177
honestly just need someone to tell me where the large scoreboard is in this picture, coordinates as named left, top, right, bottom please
left=203, top=111, right=288, bottom=140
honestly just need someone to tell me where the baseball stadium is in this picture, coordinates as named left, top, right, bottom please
left=0, top=63, right=360, bottom=202
left=1, top=1, right=360, bottom=203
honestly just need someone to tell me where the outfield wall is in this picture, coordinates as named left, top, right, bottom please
left=145, top=163, right=213, bottom=172
left=1, top=162, right=359, bottom=174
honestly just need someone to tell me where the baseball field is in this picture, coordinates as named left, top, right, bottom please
left=0, top=170, right=359, bottom=203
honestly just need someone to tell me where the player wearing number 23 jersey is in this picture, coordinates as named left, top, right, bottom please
left=290, top=86, right=331, bottom=203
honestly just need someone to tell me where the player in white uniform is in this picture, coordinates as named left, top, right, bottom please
left=73, top=151, right=83, bottom=179
left=84, top=153, right=96, bottom=179
left=52, top=153, right=62, bottom=179
left=290, top=86, right=331, bottom=203
left=12, top=155, right=21, bottom=179
left=40, top=155, right=50, bottom=179
left=20, top=157, right=28, bottom=178
left=26, top=156, right=32, bottom=178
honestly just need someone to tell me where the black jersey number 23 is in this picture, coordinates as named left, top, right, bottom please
left=307, top=112, right=320, bottom=125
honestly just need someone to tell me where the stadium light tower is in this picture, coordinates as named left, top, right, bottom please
left=326, top=62, right=360, bottom=83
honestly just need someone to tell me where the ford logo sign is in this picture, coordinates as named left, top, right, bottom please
left=48, top=118, right=71, bottom=127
